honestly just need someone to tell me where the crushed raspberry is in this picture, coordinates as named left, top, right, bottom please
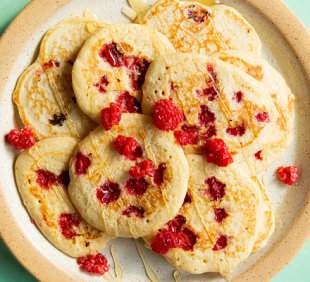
left=114, top=135, right=143, bottom=161
left=255, top=112, right=270, bottom=123
left=212, top=234, right=228, bottom=251
left=197, top=87, right=218, bottom=101
left=233, top=91, right=243, bottom=103
left=97, top=180, right=121, bottom=206
left=207, top=64, right=217, bottom=82
left=73, top=152, right=91, bottom=175
left=124, top=178, right=150, bottom=196
left=30, top=218, right=35, bottom=224
left=205, top=176, right=226, bottom=201
left=101, top=102, right=122, bottom=131
left=94, top=83, right=106, bottom=94
left=204, top=138, right=233, bottom=167
left=7, top=127, right=35, bottom=150
left=153, top=99, right=183, bottom=131
left=174, top=125, right=199, bottom=146
left=122, top=205, right=145, bottom=218
left=59, top=213, right=81, bottom=239
left=198, top=125, right=217, bottom=141
left=78, top=253, right=110, bottom=275
left=226, top=123, right=246, bottom=136
left=199, top=105, right=216, bottom=128
left=183, top=193, right=192, bottom=206
left=57, top=170, right=70, bottom=188
left=254, top=150, right=263, bottom=161
left=127, top=58, right=150, bottom=90
left=129, top=159, right=155, bottom=178
left=186, top=6, right=209, bottom=23
left=117, top=91, right=141, bottom=113
left=100, top=75, right=109, bottom=86
left=154, top=163, right=167, bottom=185
left=42, top=60, right=60, bottom=70
left=278, top=166, right=299, bottom=185
left=214, top=208, right=228, bottom=223
left=36, top=170, right=57, bottom=189
left=99, top=42, right=124, bottom=67
left=151, top=215, right=197, bottom=254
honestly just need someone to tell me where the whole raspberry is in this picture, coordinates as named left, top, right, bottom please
left=153, top=99, right=183, bottom=131
left=278, top=166, right=299, bottom=185
left=129, top=159, right=155, bottom=178
left=7, top=127, right=35, bottom=150
left=101, top=102, right=122, bottom=131
left=114, top=135, right=143, bottom=161
left=204, top=138, right=233, bottom=167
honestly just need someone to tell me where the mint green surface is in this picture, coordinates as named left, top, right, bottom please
left=0, top=0, right=309, bottom=281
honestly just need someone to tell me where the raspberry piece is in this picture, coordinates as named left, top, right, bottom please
left=198, top=125, right=217, bottom=142
left=97, top=180, right=121, bottom=206
left=182, top=193, right=192, bottom=206
left=7, top=127, right=35, bottom=150
left=153, top=99, right=183, bottom=131
left=151, top=215, right=197, bottom=254
left=42, top=60, right=60, bottom=70
left=36, top=170, right=57, bottom=189
left=94, top=83, right=106, bottom=94
left=226, top=123, right=246, bottom=136
left=233, top=91, right=243, bottom=103
left=100, top=75, right=109, bottom=86
left=278, top=166, right=299, bottom=185
left=57, top=170, right=70, bottom=188
left=206, top=64, right=217, bottom=82
left=205, top=176, right=226, bottom=201
left=78, top=253, right=110, bottom=275
left=214, top=208, right=228, bottom=223
left=154, top=162, right=167, bottom=185
left=117, top=91, right=141, bottom=113
left=124, top=178, right=150, bottom=196
left=212, top=234, right=228, bottom=251
left=204, top=138, right=233, bottom=167
left=174, top=125, right=199, bottom=146
left=101, top=102, right=122, bottom=131
left=186, top=6, right=209, bottom=23
left=99, top=42, right=124, bottom=67
left=127, top=58, right=150, bottom=90
left=59, top=213, right=81, bottom=239
left=129, top=159, right=155, bottom=178
left=114, top=135, right=143, bottom=161
left=196, top=87, right=218, bottom=101
left=254, top=150, right=263, bottom=161
left=73, top=152, right=91, bottom=175
left=122, top=205, right=145, bottom=218
left=255, top=112, right=270, bottom=123
left=198, top=105, right=216, bottom=128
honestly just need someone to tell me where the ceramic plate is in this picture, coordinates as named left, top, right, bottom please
left=0, top=0, right=310, bottom=281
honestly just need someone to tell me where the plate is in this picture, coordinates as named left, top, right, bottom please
left=0, top=0, right=310, bottom=281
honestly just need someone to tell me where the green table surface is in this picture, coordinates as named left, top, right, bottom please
left=0, top=0, right=310, bottom=281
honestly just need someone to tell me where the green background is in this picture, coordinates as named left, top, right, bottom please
left=0, top=0, right=309, bottom=281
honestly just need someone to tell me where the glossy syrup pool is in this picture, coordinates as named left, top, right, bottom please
left=0, top=0, right=309, bottom=281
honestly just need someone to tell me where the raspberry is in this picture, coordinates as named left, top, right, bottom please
left=255, top=112, right=270, bottom=123
left=59, top=213, right=81, bottom=239
left=42, top=60, right=60, bottom=70
left=100, top=75, right=109, bottom=86
left=154, top=162, right=167, bottom=185
left=204, top=138, right=233, bottom=167
left=73, top=152, right=91, bottom=175
left=94, top=83, right=106, bottom=94
left=206, top=64, right=217, bottom=82
left=166, top=215, right=186, bottom=232
left=99, top=42, right=124, bottom=67
left=153, top=99, right=183, bottom=131
left=212, top=234, right=228, bottom=251
left=78, top=253, right=110, bottom=275
left=254, top=150, right=263, bottom=161
left=7, top=127, right=35, bottom=150
left=196, top=87, right=218, bottom=101
left=278, top=166, right=299, bottom=185
left=127, top=58, right=150, bottom=90
left=129, top=159, right=155, bottom=178
left=198, top=105, right=216, bottom=128
left=117, top=91, right=141, bottom=113
left=122, top=205, right=145, bottom=218
left=198, top=125, right=217, bottom=141
left=205, top=176, right=226, bottom=201
left=97, top=180, right=121, bottom=206
left=57, top=171, right=70, bottom=189
left=214, top=208, right=228, bottom=223
left=186, top=6, right=209, bottom=23
left=36, top=170, right=57, bottom=189
left=182, top=193, right=192, bottom=206
left=174, top=125, right=199, bottom=146
left=114, top=135, right=143, bottom=161
left=226, top=122, right=246, bottom=136
left=101, top=102, right=122, bottom=131
left=233, top=91, right=243, bottom=103
left=124, top=178, right=150, bottom=196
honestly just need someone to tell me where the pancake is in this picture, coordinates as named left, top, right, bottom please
left=142, top=53, right=279, bottom=163
left=72, top=23, right=176, bottom=123
left=68, top=114, right=189, bottom=238
left=143, top=155, right=264, bottom=276
left=136, top=0, right=261, bottom=55
left=15, top=137, right=114, bottom=257
left=13, top=13, right=108, bottom=140
left=212, top=50, right=295, bottom=175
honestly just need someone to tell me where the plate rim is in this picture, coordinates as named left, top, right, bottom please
left=0, top=0, right=309, bottom=281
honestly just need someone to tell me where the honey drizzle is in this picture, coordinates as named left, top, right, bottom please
left=103, top=245, right=123, bottom=282
left=174, top=270, right=182, bottom=282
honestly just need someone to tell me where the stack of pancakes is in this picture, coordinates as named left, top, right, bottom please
left=14, top=0, right=295, bottom=278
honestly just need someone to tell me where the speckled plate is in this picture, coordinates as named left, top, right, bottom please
left=0, top=0, right=310, bottom=281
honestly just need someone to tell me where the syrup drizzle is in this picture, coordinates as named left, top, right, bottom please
left=174, top=270, right=182, bottom=282
left=103, top=245, right=123, bottom=282
left=262, top=174, right=268, bottom=188
left=186, top=0, right=221, bottom=5
left=133, top=239, right=160, bottom=282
